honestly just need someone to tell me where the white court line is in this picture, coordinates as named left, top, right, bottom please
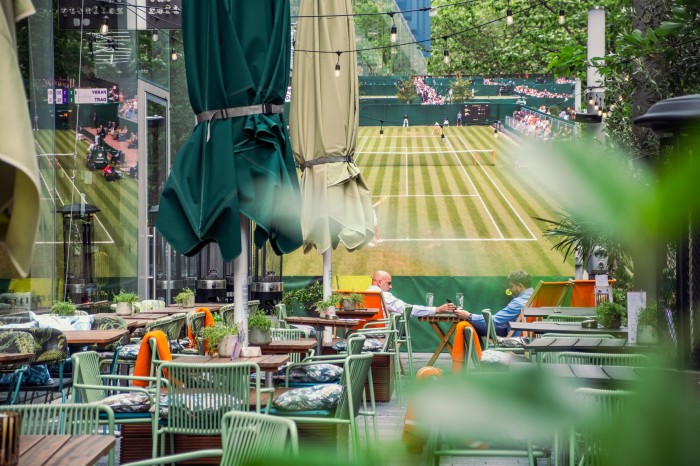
left=443, top=135, right=504, bottom=239
left=404, top=149, right=409, bottom=196
left=353, top=132, right=370, bottom=165
left=357, top=150, right=493, bottom=155
left=34, top=140, right=115, bottom=244
left=456, top=134, right=538, bottom=240
left=381, top=238, right=537, bottom=242
left=373, top=194, right=478, bottom=198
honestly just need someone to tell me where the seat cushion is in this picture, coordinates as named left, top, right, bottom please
left=0, top=365, right=52, bottom=386
left=332, top=338, right=383, bottom=352
left=118, top=344, right=140, bottom=360
left=480, top=350, right=515, bottom=367
left=96, top=392, right=151, bottom=413
left=272, top=384, right=343, bottom=411
left=154, top=393, right=239, bottom=419
left=496, top=336, right=530, bottom=348
left=287, top=363, right=343, bottom=383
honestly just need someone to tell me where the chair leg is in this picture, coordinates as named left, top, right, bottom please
left=406, top=336, right=415, bottom=377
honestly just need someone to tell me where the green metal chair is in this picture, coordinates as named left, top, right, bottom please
left=139, top=300, right=166, bottom=313
left=91, top=314, right=129, bottom=374
left=271, top=327, right=313, bottom=363
left=0, top=331, right=36, bottom=404
left=147, top=313, right=187, bottom=344
left=545, top=315, right=590, bottom=323
left=271, top=352, right=375, bottom=460
left=537, top=333, right=616, bottom=363
left=182, top=311, right=207, bottom=355
left=481, top=310, right=525, bottom=354
left=275, top=303, right=316, bottom=337
left=570, top=388, right=632, bottom=466
left=557, top=352, right=650, bottom=367
left=220, top=303, right=235, bottom=327
left=10, top=328, right=70, bottom=403
left=121, top=411, right=298, bottom=466
left=71, top=351, right=158, bottom=426
left=3, top=403, right=116, bottom=466
left=354, top=313, right=402, bottom=403
left=152, top=361, right=274, bottom=458
left=396, top=304, right=415, bottom=377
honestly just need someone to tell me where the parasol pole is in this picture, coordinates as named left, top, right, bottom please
left=323, top=249, right=334, bottom=345
left=234, top=214, right=250, bottom=346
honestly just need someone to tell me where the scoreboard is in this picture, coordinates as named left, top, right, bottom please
left=463, top=103, right=490, bottom=123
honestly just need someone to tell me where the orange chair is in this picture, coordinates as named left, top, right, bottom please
left=567, top=279, right=616, bottom=307
left=508, top=280, right=571, bottom=337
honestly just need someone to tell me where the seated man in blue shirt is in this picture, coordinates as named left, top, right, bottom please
left=454, top=271, right=533, bottom=337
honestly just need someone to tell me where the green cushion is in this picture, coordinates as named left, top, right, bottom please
left=272, top=384, right=342, bottom=411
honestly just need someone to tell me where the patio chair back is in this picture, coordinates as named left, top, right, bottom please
left=186, top=311, right=207, bottom=354
left=140, top=300, right=166, bottom=313
left=271, top=328, right=311, bottom=362
left=71, top=351, right=109, bottom=402
left=220, top=304, right=235, bottom=327
left=557, top=352, right=650, bottom=367
left=479, top=309, right=497, bottom=349
left=3, top=403, right=114, bottom=436
left=336, top=353, right=374, bottom=421
left=146, top=314, right=186, bottom=341
left=274, top=304, right=287, bottom=329
left=0, top=331, right=36, bottom=368
left=221, top=411, right=298, bottom=465
left=396, top=304, right=415, bottom=376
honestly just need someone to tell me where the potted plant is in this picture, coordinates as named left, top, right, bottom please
left=281, top=282, right=324, bottom=316
left=173, top=287, right=195, bottom=308
left=113, top=290, right=140, bottom=316
left=637, top=302, right=661, bottom=344
left=595, top=301, right=626, bottom=329
left=248, top=308, right=273, bottom=345
left=50, top=300, right=77, bottom=316
left=314, top=293, right=343, bottom=318
left=340, top=293, right=365, bottom=311
left=202, top=323, right=239, bottom=357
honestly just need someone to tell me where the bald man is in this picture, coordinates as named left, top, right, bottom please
left=369, top=270, right=456, bottom=317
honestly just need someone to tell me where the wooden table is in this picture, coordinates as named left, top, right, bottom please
left=62, top=330, right=129, bottom=345
left=148, top=303, right=226, bottom=315
left=0, top=353, right=34, bottom=364
left=121, top=313, right=165, bottom=330
left=284, top=316, right=360, bottom=355
left=523, top=306, right=596, bottom=318
left=510, top=321, right=629, bottom=337
left=172, top=354, right=290, bottom=387
left=19, top=434, right=115, bottom=466
left=417, top=314, right=462, bottom=366
left=260, top=339, right=317, bottom=355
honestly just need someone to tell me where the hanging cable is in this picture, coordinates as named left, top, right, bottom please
left=334, top=51, right=341, bottom=78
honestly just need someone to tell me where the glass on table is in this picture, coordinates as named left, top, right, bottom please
left=425, top=292, right=434, bottom=307
left=456, top=293, right=464, bottom=309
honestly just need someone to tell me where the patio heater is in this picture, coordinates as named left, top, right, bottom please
left=634, top=94, right=700, bottom=369
left=251, top=231, right=283, bottom=312
left=58, top=203, right=99, bottom=304
left=195, top=243, right=227, bottom=303
left=150, top=205, right=196, bottom=303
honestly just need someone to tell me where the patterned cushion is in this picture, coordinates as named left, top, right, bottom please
left=155, top=393, right=240, bottom=419
left=96, top=392, right=151, bottom=413
left=272, top=384, right=343, bottom=411
left=118, top=344, right=140, bottom=360
left=480, top=350, right=514, bottom=367
left=19, top=328, right=67, bottom=364
left=287, top=364, right=343, bottom=383
left=35, top=314, right=94, bottom=331
left=0, top=364, right=52, bottom=386
left=332, top=338, right=383, bottom=352
left=496, top=336, right=530, bottom=348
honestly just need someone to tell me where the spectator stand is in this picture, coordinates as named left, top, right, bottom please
left=505, top=107, right=580, bottom=141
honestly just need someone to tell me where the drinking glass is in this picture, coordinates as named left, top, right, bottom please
left=425, top=292, right=434, bottom=307
left=456, top=293, right=464, bottom=309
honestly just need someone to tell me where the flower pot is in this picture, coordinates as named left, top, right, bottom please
left=180, top=296, right=195, bottom=308
left=218, top=335, right=239, bottom=358
left=249, top=328, right=271, bottom=345
left=637, top=325, right=658, bottom=344
left=342, top=299, right=356, bottom=311
left=115, top=302, right=133, bottom=316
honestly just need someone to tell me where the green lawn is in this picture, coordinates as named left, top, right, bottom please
left=283, top=125, right=573, bottom=276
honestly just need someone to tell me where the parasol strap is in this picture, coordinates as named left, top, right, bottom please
left=196, top=103, right=284, bottom=124
left=197, top=103, right=284, bottom=141
left=300, top=156, right=354, bottom=170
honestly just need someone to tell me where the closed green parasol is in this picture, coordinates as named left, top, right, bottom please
left=289, top=0, right=374, bottom=256
left=156, top=0, right=302, bottom=262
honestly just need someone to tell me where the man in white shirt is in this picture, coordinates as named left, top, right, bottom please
left=368, top=270, right=456, bottom=317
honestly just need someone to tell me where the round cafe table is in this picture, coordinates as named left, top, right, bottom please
left=283, top=316, right=360, bottom=355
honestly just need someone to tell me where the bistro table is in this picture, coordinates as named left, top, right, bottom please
left=147, top=303, right=226, bottom=315
left=0, top=353, right=34, bottom=364
left=417, top=314, right=462, bottom=366
left=259, top=339, right=317, bottom=356
left=510, top=321, right=629, bottom=337
left=62, top=330, right=129, bottom=346
left=19, top=434, right=115, bottom=466
left=284, top=316, right=360, bottom=355
left=172, top=354, right=290, bottom=388
left=522, top=306, right=597, bottom=319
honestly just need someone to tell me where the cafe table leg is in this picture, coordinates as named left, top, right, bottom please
left=427, top=323, right=458, bottom=366
left=265, top=371, right=274, bottom=388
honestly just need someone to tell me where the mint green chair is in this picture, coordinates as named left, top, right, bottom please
left=122, top=411, right=298, bottom=466
left=219, top=304, right=235, bottom=327
left=139, top=300, right=166, bottom=313
left=354, top=313, right=402, bottom=403
left=152, top=361, right=274, bottom=458
left=396, top=304, right=415, bottom=377
left=271, top=352, right=374, bottom=460
left=481, top=309, right=525, bottom=355
left=4, top=403, right=116, bottom=466
left=557, top=352, right=650, bottom=367
left=538, top=334, right=616, bottom=363
left=271, top=327, right=313, bottom=363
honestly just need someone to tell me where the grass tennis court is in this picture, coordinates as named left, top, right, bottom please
left=284, top=125, right=573, bottom=276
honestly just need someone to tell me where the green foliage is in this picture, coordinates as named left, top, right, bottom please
left=50, top=300, right=77, bottom=316
left=450, top=77, right=474, bottom=102
left=595, top=301, right=626, bottom=328
left=173, top=288, right=195, bottom=304
left=342, top=293, right=365, bottom=307
left=112, top=290, right=140, bottom=304
left=315, top=293, right=344, bottom=313
left=395, top=78, right=418, bottom=103
left=202, top=323, right=238, bottom=352
left=282, top=282, right=324, bottom=309
left=547, top=44, right=588, bottom=79
left=638, top=302, right=661, bottom=329
left=248, top=308, right=272, bottom=331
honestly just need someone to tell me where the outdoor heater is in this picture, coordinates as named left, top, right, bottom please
left=58, top=203, right=99, bottom=304
left=251, top=235, right=283, bottom=311
left=150, top=205, right=196, bottom=303
left=196, top=243, right=227, bottom=303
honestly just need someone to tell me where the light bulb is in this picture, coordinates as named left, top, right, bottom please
left=602, top=111, right=608, bottom=118
left=443, top=49, right=450, bottom=65
left=588, top=97, right=594, bottom=106
left=335, top=62, right=341, bottom=78
left=597, top=109, right=603, bottom=116
left=390, top=25, right=397, bottom=43
left=429, top=7, right=437, bottom=17
left=152, top=30, right=159, bottom=42
left=379, top=129, right=384, bottom=140
left=100, top=16, right=109, bottom=34
left=171, top=51, right=177, bottom=61
left=506, top=9, right=513, bottom=25
left=558, top=9, right=565, bottom=25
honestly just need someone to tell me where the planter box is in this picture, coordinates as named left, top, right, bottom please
left=366, top=354, right=394, bottom=402
left=121, top=425, right=221, bottom=465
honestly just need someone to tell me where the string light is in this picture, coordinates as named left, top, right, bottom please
left=506, top=1, right=513, bottom=26
left=152, top=18, right=159, bottom=41
left=100, top=15, right=109, bottom=34
left=594, top=100, right=600, bottom=111
left=494, top=128, right=499, bottom=138
left=388, top=12, right=397, bottom=43
left=171, top=49, right=177, bottom=61
left=335, top=51, right=341, bottom=78
left=558, top=5, right=565, bottom=25
left=443, top=39, right=450, bottom=65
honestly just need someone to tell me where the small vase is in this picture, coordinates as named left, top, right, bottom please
left=342, top=299, right=356, bottom=311
left=180, top=296, right=195, bottom=308
left=249, top=328, right=272, bottom=345
left=115, top=302, right=133, bottom=316
left=218, top=335, right=239, bottom=358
